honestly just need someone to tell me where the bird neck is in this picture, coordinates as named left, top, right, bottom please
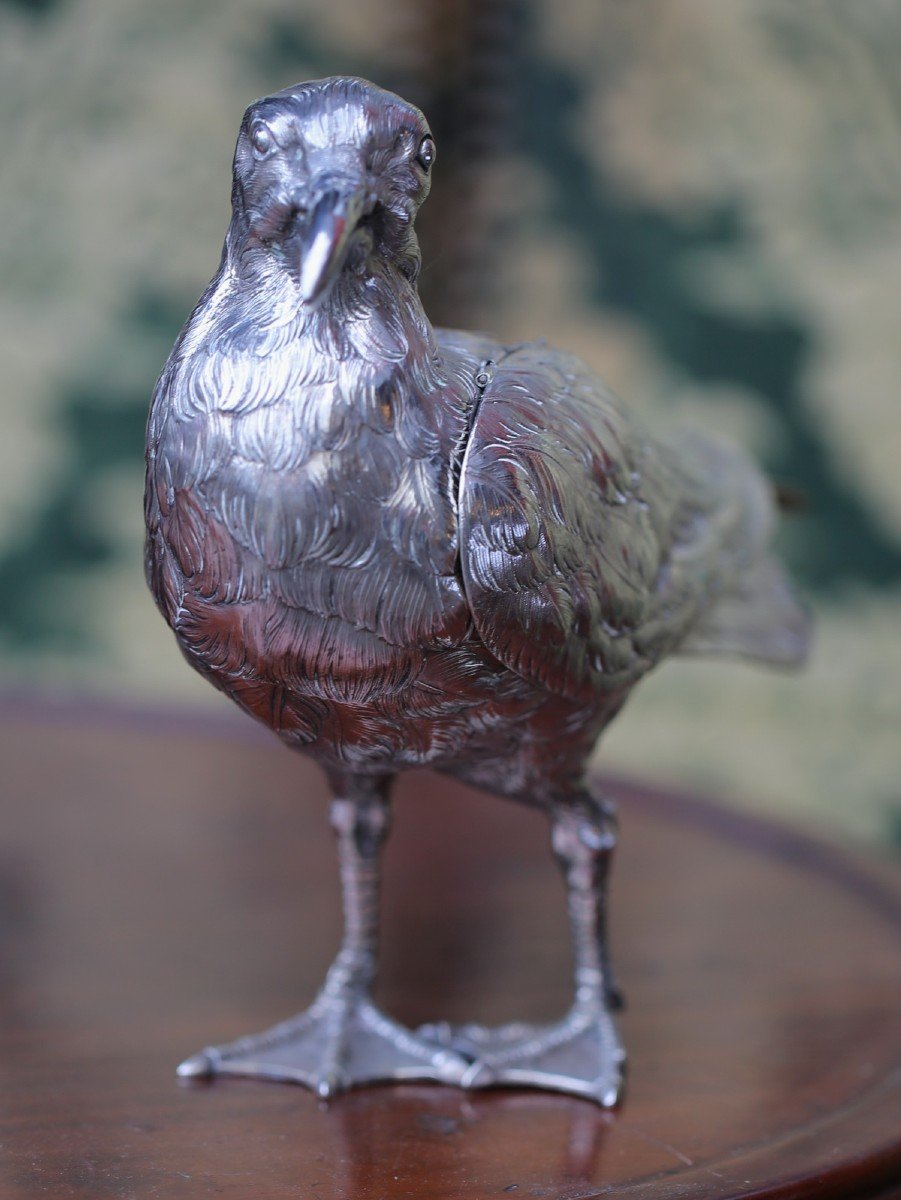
left=225, top=236, right=445, bottom=402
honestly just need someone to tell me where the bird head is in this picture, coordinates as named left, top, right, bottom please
left=230, top=77, right=435, bottom=307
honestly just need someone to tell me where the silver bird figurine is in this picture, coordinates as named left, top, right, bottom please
left=145, top=77, right=809, bottom=1105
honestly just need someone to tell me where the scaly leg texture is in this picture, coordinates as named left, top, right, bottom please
left=177, top=776, right=469, bottom=1096
left=420, top=790, right=625, bottom=1106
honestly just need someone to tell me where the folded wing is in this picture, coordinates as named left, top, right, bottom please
left=457, top=341, right=809, bottom=703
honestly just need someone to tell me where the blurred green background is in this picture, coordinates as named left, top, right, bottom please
left=0, top=0, right=899, bottom=847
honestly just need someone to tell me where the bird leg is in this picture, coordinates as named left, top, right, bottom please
left=554, top=792, right=623, bottom=1016
left=176, top=776, right=470, bottom=1096
left=421, top=791, right=625, bottom=1106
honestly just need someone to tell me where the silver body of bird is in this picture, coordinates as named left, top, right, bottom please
left=145, top=77, right=809, bottom=1104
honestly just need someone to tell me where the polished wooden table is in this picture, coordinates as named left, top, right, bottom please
left=1, top=699, right=899, bottom=1199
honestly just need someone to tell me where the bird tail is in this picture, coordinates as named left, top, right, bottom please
left=677, top=555, right=811, bottom=668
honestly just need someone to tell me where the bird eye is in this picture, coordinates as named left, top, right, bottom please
left=416, top=136, right=436, bottom=170
left=251, top=125, right=273, bottom=156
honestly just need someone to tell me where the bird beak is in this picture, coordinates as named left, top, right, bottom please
left=297, top=183, right=368, bottom=306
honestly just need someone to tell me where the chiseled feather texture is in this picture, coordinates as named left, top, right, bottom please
left=458, top=339, right=808, bottom=703
left=145, top=77, right=808, bottom=806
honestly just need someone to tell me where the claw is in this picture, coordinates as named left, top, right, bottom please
left=315, top=1071, right=345, bottom=1099
left=460, top=1059, right=495, bottom=1089
left=176, top=1049, right=217, bottom=1079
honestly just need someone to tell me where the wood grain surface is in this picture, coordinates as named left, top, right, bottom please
left=0, top=699, right=899, bottom=1199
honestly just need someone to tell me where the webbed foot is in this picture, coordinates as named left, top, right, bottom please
left=418, top=1006, right=625, bottom=1106
left=178, top=991, right=471, bottom=1097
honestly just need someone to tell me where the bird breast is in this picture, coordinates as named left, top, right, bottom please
left=148, top=336, right=476, bottom=713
